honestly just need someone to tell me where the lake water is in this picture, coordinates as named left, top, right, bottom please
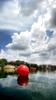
left=0, top=71, right=56, bottom=100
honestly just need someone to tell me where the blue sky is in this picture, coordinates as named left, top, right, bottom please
left=0, top=0, right=56, bottom=65
left=0, top=29, right=19, bottom=49
left=0, top=30, right=12, bottom=49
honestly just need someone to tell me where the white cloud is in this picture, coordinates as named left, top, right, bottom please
left=6, top=32, right=31, bottom=50
left=0, top=0, right=56, bottom=64
left=0, top=16, right=50, bottom=64
left=50, top=8, right=56, bottom=29
left=0, top=49, right=27, bottom=62
left=19, top=0, right=43, bottom=16
left=0, top=0, right=56, bottom=31
left=0, top=13, right=56, bottom=64
left=0, top=0, right=39, bottom=31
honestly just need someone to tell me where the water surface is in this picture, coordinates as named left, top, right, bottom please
left=0, top=71, right=56, bottom=100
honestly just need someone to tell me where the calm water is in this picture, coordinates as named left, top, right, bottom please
left=0, top=71, right=56, bottom=100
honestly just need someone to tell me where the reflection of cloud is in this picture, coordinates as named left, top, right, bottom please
left=27, top=72, right=56, bottom=98
left=0, top=73, right=56, bottom=99
left=0, top=73, right=56, bottom=88
left=0, top=76, right=17, bottom=87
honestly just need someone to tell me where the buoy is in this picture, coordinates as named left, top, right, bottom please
left=17, top=64, right=29, bottom=77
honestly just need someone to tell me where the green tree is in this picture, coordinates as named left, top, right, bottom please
left=0, top=59, right=7, bottom=67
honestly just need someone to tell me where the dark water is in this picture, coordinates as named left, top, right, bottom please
left=0, top=71, right=56, bottom=100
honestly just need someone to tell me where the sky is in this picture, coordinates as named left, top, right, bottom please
left=0, top=0, right=56, bottom=65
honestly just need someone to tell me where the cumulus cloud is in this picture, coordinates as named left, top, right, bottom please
left=0, top=0, right=56, bottom=31
left=19, top=0, right=43, bottom=16
left=4, top=15, right=48, bottom=63
left=6, top=32, right=31, bottom=50
left=0, top=0, right=39, bottom=31
left=0, top=0, right=20, bottom=15
left=0, top=0, right=56, bottom=64
left=6, top=15, right=48, bottom=52
left=50, top=8, right=56, bottom=28
left=1, top=13, right=56, bottom=64
left=0, top=49, right=27, bottom=62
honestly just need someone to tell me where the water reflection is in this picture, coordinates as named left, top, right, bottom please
left=17, top=76, right=29, bottom=86
left=0, top=71, right=56, bottom=100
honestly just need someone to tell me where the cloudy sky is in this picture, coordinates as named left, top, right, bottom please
left=0, top=0, right=56, bottom=65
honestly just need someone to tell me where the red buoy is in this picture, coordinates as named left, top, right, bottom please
left=17, top=64, right=29, bottom=77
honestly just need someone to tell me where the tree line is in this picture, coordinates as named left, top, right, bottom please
left=0, top=59, right=56, bottom=71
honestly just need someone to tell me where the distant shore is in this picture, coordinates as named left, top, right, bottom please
left=0, top=59, right=56, bottom=78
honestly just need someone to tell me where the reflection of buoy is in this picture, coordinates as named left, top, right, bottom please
left=17, top=76, right=29, bottom=86
left=31, top=67, right=38, bottom=73
left=17, top=64, right=29, bottom=77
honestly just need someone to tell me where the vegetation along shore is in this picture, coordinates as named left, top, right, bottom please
left=0, top=59, right=56, bottom=78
